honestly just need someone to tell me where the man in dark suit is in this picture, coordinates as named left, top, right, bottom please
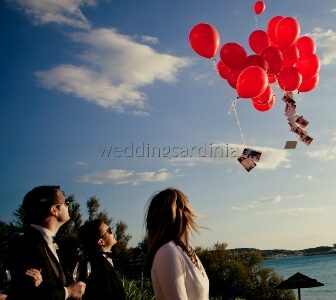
left=78, top=219, right=126, bottom=300
left=6, top=185, right=86, bottom=300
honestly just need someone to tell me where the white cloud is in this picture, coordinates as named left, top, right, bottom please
left=255, top=146, right=291, bottom=169
left=232, top=194, right=309, bottom=211
left=258, top=195, right=281, bottom=204
left=306, top=133, right=336, bottom=161
left=36, top=64, right=147, bottom=111
left=140, top=35, right=159, bottom=44
left=233, top=199, right=329, bottom=215
left=129, top=110, right=150, bottom=117
left=231, top=195, right=281, bottom=211
left=170, top=143, right=291, bottom=170
left=331, top=8, right=336, bottom=13
left=8, top=0, right=95, bottom=29
left=331, top=132, right=336, bottom=143
left=190, top=72, right=211, bottom=81
left=293, top=174, right=314, bottom=180
left=310, top=27, right=336, bottom=65
left=284, top=193, right=305, bottom=199
left=76, top=161, right=88, bottom=166
left=36, top=28, right=191, bottom=112
left=307, top=147, right=336, bottom=161
left=77, top=168, right=177, bottom=185
left=231, top=206, right=248, bottom=211
left=268, top=207, right=329, bottom=216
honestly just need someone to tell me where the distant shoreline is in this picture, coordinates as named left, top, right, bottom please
left=229, top=246, right=336, bottom=260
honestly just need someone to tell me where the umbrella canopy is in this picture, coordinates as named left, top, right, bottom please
left=277, top=272, right=324, bottom=300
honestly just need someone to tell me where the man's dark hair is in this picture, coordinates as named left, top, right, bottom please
left=78, top=219, right=104, bottom=253
left=22, top=185, right=61, bottom=225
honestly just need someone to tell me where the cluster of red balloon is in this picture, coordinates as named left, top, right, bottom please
left=189, top=12, right=320, bottom=113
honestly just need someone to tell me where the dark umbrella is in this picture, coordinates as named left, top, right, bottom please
left=277, top=272, right=324, bottom=300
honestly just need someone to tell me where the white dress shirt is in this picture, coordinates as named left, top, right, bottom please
left=31, top=224, right=59, bottom=261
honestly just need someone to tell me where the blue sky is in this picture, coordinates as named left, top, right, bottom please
left=1, top=0, right=336, bottom=250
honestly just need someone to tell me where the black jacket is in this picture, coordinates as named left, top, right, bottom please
left=83, top=252, right=126, bottom=300
left=6, top=227, right=67, bottom=300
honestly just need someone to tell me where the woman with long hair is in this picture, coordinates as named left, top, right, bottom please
left=145, top=188, right=209, bottom=300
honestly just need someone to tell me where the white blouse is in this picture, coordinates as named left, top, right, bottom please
left=151, top=241, right=209, bottom=300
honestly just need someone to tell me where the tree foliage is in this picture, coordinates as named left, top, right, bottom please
left=57, top=195, right=84, bottom=276
left=114, top=221, right=132, bottom=254
left=12, top=205, right=27, bottom=230
left=198, top=242, right=295, bottom=300
left=0, top=219, right=10, bottom=269
left=86, top=196, right=112, bottom=225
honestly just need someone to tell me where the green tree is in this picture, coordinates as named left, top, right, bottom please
left=198, top=242, right=295, bottom=300
left=114, top=221, right=132, bottom=254
left=86, top=196, right=112, bottom=225
left=57, top=195, right=84, bottom=279
left=85, top=196, right=132, bottom=256
left=58, top=195, right=83, bottom=236
left=12, top=204, right=28, bottom=230
left=0, top=219, right=10, bottom=269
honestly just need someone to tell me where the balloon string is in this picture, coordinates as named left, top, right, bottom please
left=210, top=58, right=247, bottom=147
left=255, top=15, right=259, bottom=29
left=230, top=97, right=247, bottom=146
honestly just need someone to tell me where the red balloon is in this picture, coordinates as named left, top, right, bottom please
left=296, top=36, right=316, bottom=55
left=254, top=1, right=265, bottom=15
left=260, top=46, right=283, bottom=75
left=253, top=94, right=275, bottom=112
left=296, top=53, right=320, bottom=78
left=236, top=66, right=268, bottom=98
left=267, top=16, right=283, bottom=46
left=298, top=74, right=319, bottom=92
left=243, top=54, right=268, bottom=71
left=252, top=85, right=272, bottom=104
left=281, top=43, right=299, bottom=68
left=217, top=60, right=230, bottom=79
left=268, top=73, right=277, bottom=84
left=220, top=42, right=247, bottom=69
left=249, top=30, right=270, bottom=54
left=275, top=17, right=300, bottom=49
left=278, top=66, right=302, bottom=91
left=189, top=23, right=220, bottom=58
left=226, top=68, right=242, bottom=89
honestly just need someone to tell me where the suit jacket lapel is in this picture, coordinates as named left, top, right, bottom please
left=44, top=244, right=67, bottom=285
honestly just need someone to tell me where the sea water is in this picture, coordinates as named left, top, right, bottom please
left=262, top=253, right=336, bottom=300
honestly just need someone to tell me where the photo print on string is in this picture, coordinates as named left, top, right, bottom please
left=284, top=141, right=297, bottom=149
left=282, top=92, right=313, bottom=147
left=237, top=148, right=262, bottom=172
